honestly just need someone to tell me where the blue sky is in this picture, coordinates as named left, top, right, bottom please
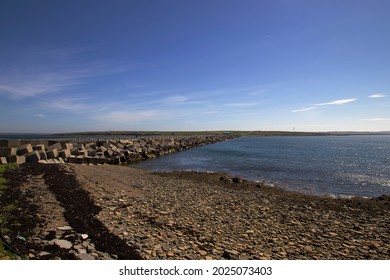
left=1, top=0, right=389, bottom=133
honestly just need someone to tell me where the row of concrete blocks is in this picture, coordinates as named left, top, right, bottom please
left=0, top=135, right=236, bottom=165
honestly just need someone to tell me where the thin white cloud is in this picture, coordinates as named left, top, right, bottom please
left=368, top=93, right=387, bottom=98
left=34, top=113, right=46, bottom=118
left=291, top=98, right=356, bottom=113
left=93, top=110, right=167, bottom=124
left=42, top=97, right=89, bottom=113
left=315, top=98, right=357, bottom=106
left=291, top=106, right=317, bottom=113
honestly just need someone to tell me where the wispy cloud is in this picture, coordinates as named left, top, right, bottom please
left=93, top=110, right=167, bottom=124
left=34, top=113, right=46, bottom=118
left=368, top=93, right=387, bottom=98
left=291, top=106, right=317, bottom=113
left=291, top=98, right=356, bottom=113
left=314, top=98, right=357, bottom=106
left=0, top=47, right=131, bottom=100
left=40, top=96, right=92, bottom=113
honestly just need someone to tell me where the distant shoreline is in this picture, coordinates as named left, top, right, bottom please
left=1, top=130, right=390, bottom=140
left=43, top=130, right=390, bottom=137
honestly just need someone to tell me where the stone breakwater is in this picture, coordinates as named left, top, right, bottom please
left=0, top=135, right=236, bottom=165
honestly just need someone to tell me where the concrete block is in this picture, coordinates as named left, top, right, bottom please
left=61, top=142, right=74, bottom=150
left=58, top=149, right=71, bottom=159
left=75, top=143, right=85, bottom=150
left=69, top=155, right=83, bottom=164
left=0, top=140, right=9, bottom=147
left=104, top=149, right=113, bottom=157
left=58, top=158, right=65, bottom=163
left=38, top=160, right=48, bottom=164
left=77, top=150, right=87, bottom=156
left=83, top=156, right=91, bottom=164
left=38, top=150, right=47, bottom=160
left=47, top=143, right=62, bottom=152
left=0, top=157, right=7, bottom=164
left=102, top=142, right=111, bottom=149
left=46, top=159, right=55, bottom=164
left=7, top=155, right=26, bottom=164
left=46, top=149, right=59, bottom=159
left=33, top=144, right=46, bottom=151
left=0, top=147, right=17, bottom=157
left=48, top=140, right=60, bottom=146
left=97, top=146, right=107, bottom=153
left=17, top=144, right=33, bottom=156
left=26, top=150, right=41, bottom=162
left=91, top=157, right=99, bottom=165
left=87, top=149, right=96, bottom=156
left=85, top=142, right=96, bottom=149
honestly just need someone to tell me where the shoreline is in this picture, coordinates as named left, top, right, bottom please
left=1, top=163, right=389, bottom=260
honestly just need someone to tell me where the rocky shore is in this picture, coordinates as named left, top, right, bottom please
left=1, top=163, right=389, bottom=260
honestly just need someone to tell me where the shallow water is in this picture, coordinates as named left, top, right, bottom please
left=135, top=135, right=390, bottom=198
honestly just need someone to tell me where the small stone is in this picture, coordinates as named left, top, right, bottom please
left=81, top=234, right=89, bottom=240
left=205, top=256, right=213, bottom=260
left=78, top=254, right=95, bottom=260
left=167, top=252, right=174, bottom=257
left=143, top=249, right=153, bottom=255
left=370, top=241, right=381, bottom=247
left=223, top=249, right=240, bottom=260
left=198, top=250, right=207, bottom=256
left=304, top=246, right=313, bottom=252
left=77, top=248, right=87, bottom=254
left=57, top=226, right=72, bottom=231
left=54, top=239, right=73, bottom=249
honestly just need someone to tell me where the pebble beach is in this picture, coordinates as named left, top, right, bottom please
left=2, top=163, right=389, bottom=260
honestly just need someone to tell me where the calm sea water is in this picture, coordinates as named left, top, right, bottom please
left=135, top=135, right=390, bottom=198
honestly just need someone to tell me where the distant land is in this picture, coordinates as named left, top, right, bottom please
left=1, top=131, right=390, bottom=140
left=52, top=130, right=390, bottom=137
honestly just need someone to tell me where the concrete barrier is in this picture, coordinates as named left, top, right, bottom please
left=1, top=134, right=237, bottom=165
